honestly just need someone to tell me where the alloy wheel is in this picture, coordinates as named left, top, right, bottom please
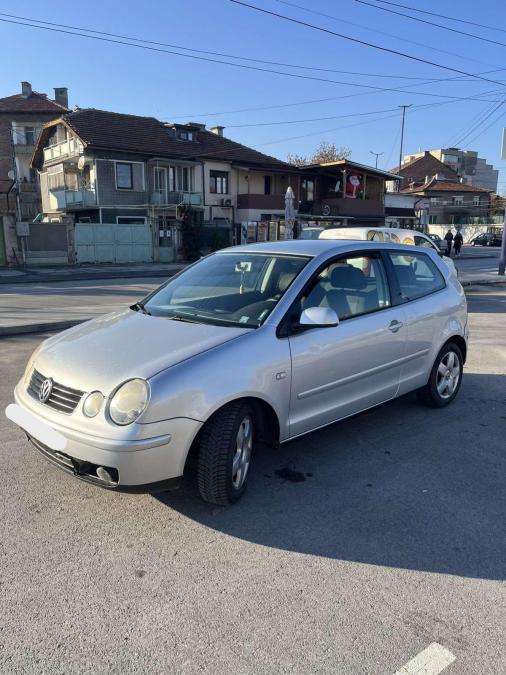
left=232, top=415, right=253, bottom=489
left=436, top=351, right=461, bottom=399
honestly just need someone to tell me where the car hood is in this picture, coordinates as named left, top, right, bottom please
left=35, top=309, right=250, bottom=395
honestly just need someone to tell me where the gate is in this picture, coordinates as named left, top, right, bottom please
left=75, top=222, right=152, bottom=263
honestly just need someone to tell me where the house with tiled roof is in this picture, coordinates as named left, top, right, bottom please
left=0, top=82, right=69, bottom=266
left=31, top=107, right=299, bottom=263
left=388, top=150, right=493, bottom=227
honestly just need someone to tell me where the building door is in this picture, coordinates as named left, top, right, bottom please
left=0, top=217, right=6, bottom=267
left=158, top=215, right=177, bottom=263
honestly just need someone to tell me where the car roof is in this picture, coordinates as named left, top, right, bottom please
left=320, top=226, right=430, bottom=240
left=219, top=239, right=432, bottom=258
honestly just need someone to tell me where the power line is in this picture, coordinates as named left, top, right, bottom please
left=2, top=14, right=504, bottom=110
left=465, top=107, right=506, bottom=146
left=355, top=0, right=506, bottom=49
left=0, top=10, right=454, bottom=82
left=452, top=101, right=506, bottom=147
left=2, top=15, right=502, bottom=102
left=275, top=0, right=498, bottom=68
left=370, top=1, right=506, bottom=36
left=230, top=1, right=506, bottom=88
left=446, top=100, right=500, bottom=147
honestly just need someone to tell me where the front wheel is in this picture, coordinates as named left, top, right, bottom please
left=418, top=342, right=463, bottom=408
left=197, top=402, right=255, bottom=505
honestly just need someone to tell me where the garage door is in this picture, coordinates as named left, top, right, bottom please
left=75, top=222, right=153, bottom=263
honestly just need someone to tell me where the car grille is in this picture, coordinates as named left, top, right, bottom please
left=27, top=369, right=84, bottom=414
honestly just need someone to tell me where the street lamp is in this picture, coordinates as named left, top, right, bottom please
left=370, top=151, right=384, bottom=168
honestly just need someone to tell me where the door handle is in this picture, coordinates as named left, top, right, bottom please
left=388, top=319, right=403, bottom=333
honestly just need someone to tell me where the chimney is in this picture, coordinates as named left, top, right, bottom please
left=54, top=87, right=68, bottom=108
left=21, top=81, right=32, bottom=98
left=210, top=126, right=225, bottom=137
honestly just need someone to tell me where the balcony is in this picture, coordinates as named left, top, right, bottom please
left=43, top=138, right=84, bottom=163
left=50, top=188, right=96, bottom=209
left=237, top=194, right=285, bottom=210
left=299, top=197, right=384, bottom=219
left=150, top=191, right=202, bottom=206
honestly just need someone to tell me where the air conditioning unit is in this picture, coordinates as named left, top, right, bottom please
left=221, top=198, right=232, bottom=207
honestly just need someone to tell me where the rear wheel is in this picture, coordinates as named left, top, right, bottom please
left=197, top=402, right=254, bottom=505
left=418, top=342, right=463, bottom=408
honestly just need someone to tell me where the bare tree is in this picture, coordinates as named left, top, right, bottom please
left=287, top=141, right=351, bottom=166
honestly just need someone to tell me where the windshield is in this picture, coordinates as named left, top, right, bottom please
left=143, top=252, right=309, bottom=328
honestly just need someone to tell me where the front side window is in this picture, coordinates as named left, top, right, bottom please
left=210, top=170, right=229, bottom=194
left=301, top=253, right=391, bottom=321
left=143, top=253, right=309, bottom=328
left=388, top=252, right=445, bottom=302
left=116, top=162, right=133, bottom=189
left=414, top=235, right=436, bottom=250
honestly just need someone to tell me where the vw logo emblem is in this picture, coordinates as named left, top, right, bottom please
left=39, top=378, right=53, bottom=403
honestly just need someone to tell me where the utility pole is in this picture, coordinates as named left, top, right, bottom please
left=397, top=104, right=412, bottom=192
left=370, top=150, right=384, bottom=168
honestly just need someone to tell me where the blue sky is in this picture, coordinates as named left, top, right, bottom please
left=1, top=0, right=505, bottom=190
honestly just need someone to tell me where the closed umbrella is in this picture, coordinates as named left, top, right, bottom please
left=284, top=186, right=295, bottom=240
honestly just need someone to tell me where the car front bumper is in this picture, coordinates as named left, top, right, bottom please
left=7, top=392, right=203, bottom=491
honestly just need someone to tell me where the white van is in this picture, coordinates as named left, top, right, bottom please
left=319, top=227, right=457, bottom=274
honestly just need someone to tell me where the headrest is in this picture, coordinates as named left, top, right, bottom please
left=330, top=265, right=367, bottom=290
left=277, top=272, right=296, bottom=293
left=394, top=264, right=416, bottom=286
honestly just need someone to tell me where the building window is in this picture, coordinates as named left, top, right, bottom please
left=430, top=197, right=441, bottom=206
left=302, top=179, right=314, bottom=201
left=210, top=170, right=229, bottom=194
left=453, top=195, right=464, bottom=206
left=264, top=175, right=271, bottom=195
left=47, top=164, right=65, bottom=190
left=473, top=196, right=480, bottom=206
left=178, top=166, right=191, bottom=192
left=428, top=215, right=437, bottom=224
left=178, top=130, right=193, bottom=141
left=116, top=162, right=133, bottom=189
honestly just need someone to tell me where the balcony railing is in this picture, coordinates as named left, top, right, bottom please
left=43, top=138, right=84, bottom=163
left=50, top=188, right=96, bottom=209
left=150, top=191, right=202, bottom=206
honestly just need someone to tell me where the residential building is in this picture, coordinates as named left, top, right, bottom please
left=0, top=82, right=69, bottom=266
left=297, top=160, right=398, bottom=228
left=401, top=148, right=498, bottom=192
left=31, top=109, right=298, bottom=263
left=400, top=176, right=492, bottom=227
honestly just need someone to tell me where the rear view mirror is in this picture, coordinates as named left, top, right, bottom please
left=235, top=261, right=252, bottom=273
left=299, top=306, right=339, bottom=329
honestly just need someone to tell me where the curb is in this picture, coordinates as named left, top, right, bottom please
left=1, top=277, right=504, bottom=338
left=0, top=269, right=182, bottom=285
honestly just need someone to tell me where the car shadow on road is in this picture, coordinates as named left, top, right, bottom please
left=155, top=373, right=505, bottom=581
left=466, top=287, right=506, bottom=313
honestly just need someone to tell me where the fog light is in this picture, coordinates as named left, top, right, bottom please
left=83, top=391, right=104, bottom=418
left=96, top=466, right=113, bottom=482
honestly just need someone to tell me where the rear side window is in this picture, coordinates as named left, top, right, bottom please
left=414, top=235, right=436, bottom=250
left=388, top=252, right=446, bottom=302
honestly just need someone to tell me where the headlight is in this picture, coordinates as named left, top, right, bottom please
left=23, top=346, right=42, bottom=385
left=83, top=391, right=104, bottom=418
left=108, top=379, right=149, bottom=426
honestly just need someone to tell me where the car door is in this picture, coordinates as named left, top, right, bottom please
left=386, top=250, right=448, bottom=394
left=286, top=251, right=407, bottom=438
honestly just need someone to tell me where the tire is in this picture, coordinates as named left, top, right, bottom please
left=197, top=402, right=255, bottom=505
left=418, top=342, right=463, bottom=408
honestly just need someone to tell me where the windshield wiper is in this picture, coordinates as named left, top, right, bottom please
left=168, top=314, right=199, bottom=323
left=130, top=302, right=151, bottom=315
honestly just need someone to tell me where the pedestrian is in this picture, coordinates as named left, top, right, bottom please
left=444, top=229, right=454, bottom=256
left=453, top=231, right=463, bottom=256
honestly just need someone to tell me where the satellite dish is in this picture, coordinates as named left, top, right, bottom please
left=77, top=156, right=86, bottom=171
left=7, top=170, right=15, bottom=180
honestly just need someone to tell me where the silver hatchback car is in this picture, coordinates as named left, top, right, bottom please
left=7, top=240, right=468, bottom=505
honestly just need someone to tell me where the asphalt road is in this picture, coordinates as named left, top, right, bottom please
left=0, top=247, right=503, bottom=333
left=0, top=287, right=505, bottom=674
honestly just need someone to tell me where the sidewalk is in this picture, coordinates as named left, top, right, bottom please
left=0, top=262, right=187, bottom=284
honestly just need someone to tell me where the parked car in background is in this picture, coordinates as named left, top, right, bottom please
left=470, top=232, right=503, bottom=247
left=319, top=226, right=457, bottom=276
left=428, top=233, right=445, bottom=251
left=6, top=240, right=467, bottom=506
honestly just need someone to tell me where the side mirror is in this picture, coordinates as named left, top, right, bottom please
left=299, top=306, right=339, bottom=329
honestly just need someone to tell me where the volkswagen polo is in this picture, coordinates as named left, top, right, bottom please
left=6, top=240, right=468, bottom=505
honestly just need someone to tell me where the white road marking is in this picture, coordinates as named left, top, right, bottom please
left=393, top=642, right=456, bottom=675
